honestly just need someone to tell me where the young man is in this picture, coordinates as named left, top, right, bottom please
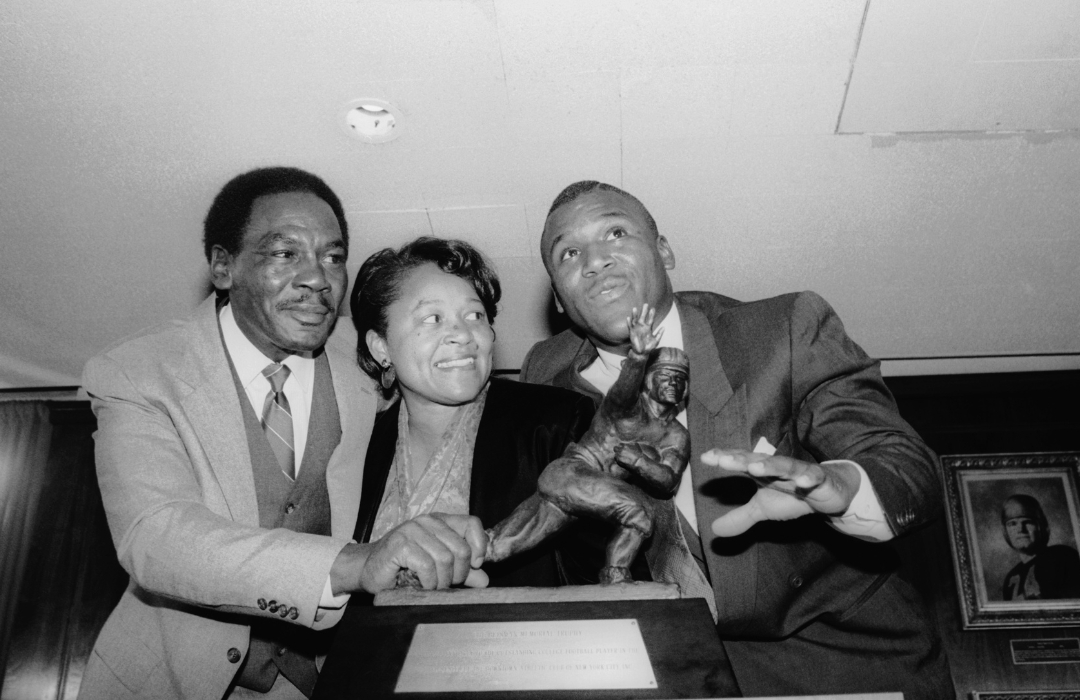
left=521, top=180, right=952, bottom=699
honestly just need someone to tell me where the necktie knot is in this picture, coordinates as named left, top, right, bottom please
left=262, top=363, right=291, bottom=394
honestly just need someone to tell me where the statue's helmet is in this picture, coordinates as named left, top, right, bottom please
left=647, top=346, right=689, bottom=374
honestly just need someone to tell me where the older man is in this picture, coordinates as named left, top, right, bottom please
left=80, top=167, right=485, bottom=700
left=521, top=180, right=952, bottom=698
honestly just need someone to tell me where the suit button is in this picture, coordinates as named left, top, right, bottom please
left=789, top=575, right=803, bottom=589
left=277, top=646, right=287, bottom=657
left=268, top=600, right=279, bottom=613
left=285, top=503, right=296, bottom=515
left=289, top=607, right=299, bottom=620
left=257, top=598, right=267, bottom=610
left=227, top=648, right=242, bottom=664
left=278, top=605, right=289, bottom=618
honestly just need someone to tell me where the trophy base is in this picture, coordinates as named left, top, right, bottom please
left=313, top=593, right=736, bottom=699
left=374, top=581, right=680, bottom=606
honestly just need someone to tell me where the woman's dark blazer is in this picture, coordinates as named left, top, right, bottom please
left=352, top=377, right=596, bottom=588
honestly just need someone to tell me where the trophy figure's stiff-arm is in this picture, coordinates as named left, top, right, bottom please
left=485, top=305, right=691, bottom=585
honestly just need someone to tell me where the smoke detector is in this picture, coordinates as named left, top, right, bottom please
left=342, top=99, right=403, bottom=144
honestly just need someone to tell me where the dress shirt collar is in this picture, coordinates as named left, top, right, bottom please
left=583, top=301, right=684, bottom=395
left=218, top=302, right=315, bottom=392
left=592, top=300, right=685, bottom=372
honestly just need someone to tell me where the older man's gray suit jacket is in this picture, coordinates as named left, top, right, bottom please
left=79, top=295, right=377, bottom=700
left=521, top=290, right=951, bottom=699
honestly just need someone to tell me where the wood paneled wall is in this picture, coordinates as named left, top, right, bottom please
left=0, top=402, right=127, bottom=700
left=1, top=371, right=1078, bottom=699
left=889, top=370, right=1080, bottom=699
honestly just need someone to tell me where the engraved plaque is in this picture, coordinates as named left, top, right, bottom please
left=1010, top=637, right=1080, bottom=664
left=394, top=618, right=657, bottom=693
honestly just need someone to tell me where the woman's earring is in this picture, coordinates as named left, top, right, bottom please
left=380, top=361, right=397, bottom=391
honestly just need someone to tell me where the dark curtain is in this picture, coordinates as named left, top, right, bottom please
left=0, top=400, right=126, bottom=700
left=0, top=401, right=54, bottom=696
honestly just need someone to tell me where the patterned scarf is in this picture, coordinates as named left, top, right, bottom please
left=370, top=385, right=489, bottom=542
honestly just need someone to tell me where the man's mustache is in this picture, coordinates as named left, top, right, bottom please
left=279, top=293, right=336, bottom=315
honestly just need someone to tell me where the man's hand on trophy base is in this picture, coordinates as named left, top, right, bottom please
left=598, top=566, right=634, bottom=584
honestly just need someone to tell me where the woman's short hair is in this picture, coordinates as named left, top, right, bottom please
left=350, top=236, right=501, bottom=382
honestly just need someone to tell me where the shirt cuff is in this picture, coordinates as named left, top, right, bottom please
left=320, top=574, right=351, bottom=609
left=312, top=570, right=352, bottom=630
left=825, top=460, right=895, bottom=542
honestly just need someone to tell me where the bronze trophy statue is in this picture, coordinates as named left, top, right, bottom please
left=485, top=305, right=690, bottom=584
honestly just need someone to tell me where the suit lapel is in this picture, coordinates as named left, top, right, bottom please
left=178, top=296, right=260, bottom=526
left=680, top=299, right=757, bottom=625
left=681, top=301, right=750, bottom=459
left=551, top=336, right=604, bottom=406
left=470, top=380, right=530, bottom=527
left=682, top=301, right=733, bottom=416
left=469, top=384, right=501, bottom=526
left=325, top=333, right=376, bottom=540
left=354, top=401, right=398, bottom=543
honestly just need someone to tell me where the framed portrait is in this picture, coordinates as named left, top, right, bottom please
left=971, top=693, right=1080, bottom=700
left=942, top=452, right=1080, bottom=629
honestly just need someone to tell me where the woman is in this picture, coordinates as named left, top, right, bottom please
left=350, top=236, right=597, bottom=587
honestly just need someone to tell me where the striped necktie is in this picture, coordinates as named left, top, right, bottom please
left=261, top=362, right=295, bottom=480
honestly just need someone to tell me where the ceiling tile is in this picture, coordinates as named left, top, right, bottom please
left=839, top=62, right=961, bottom=132
left=495, top=0, right=864, bottom=77
left=621, top=136, right=736, bottom=226
left=621, top=66, right=736, bottom=141
left=719, top=134, right=862, bottom=196
left=523, top=201, right=554, bottom=249
left=974, top=0, right=1080, bottom=61
left=506, top=142, right=623, bottom=216
left=0, top=6, right=217, bottom=108
left=344, top=208, right=434, bottom=306
left=494, top=0, right=625, bottom=80
left=382, top=0, right=505, bottom=82
left=843, top=0, right=1080, bottom=134
left=730, top=63, right=850, bottom=135
left=944, top=62, right=1080, bottom=131
left=323, top=147, right=428, bottom=212
left=854, top=0, right=985, bottom=65
left=722, top=0, right=866, bottom=64
left=348, top=209, right=433, bottom=258
left=506, top=71, right=622, bottom=144
left=412, top=146, right=519, bottom=209
left=426, top=205, right=530, bottom=260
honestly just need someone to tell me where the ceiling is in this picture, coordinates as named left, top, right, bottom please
left=2, top=0, right=1079, bottom=389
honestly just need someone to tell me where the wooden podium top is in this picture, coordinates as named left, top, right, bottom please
left=736, top=695, right=902, bottom=700
left=313, top=597, right=737, bottom=699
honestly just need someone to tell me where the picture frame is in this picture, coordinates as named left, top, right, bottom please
left=942, top=452, right=1080, bottom=629
left=971, top=692, right=1080, bottom=700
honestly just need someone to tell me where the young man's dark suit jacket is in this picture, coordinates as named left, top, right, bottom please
left=353, top=377, right=596, bottom=587
left=520, top=290, right=952, bottom=700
